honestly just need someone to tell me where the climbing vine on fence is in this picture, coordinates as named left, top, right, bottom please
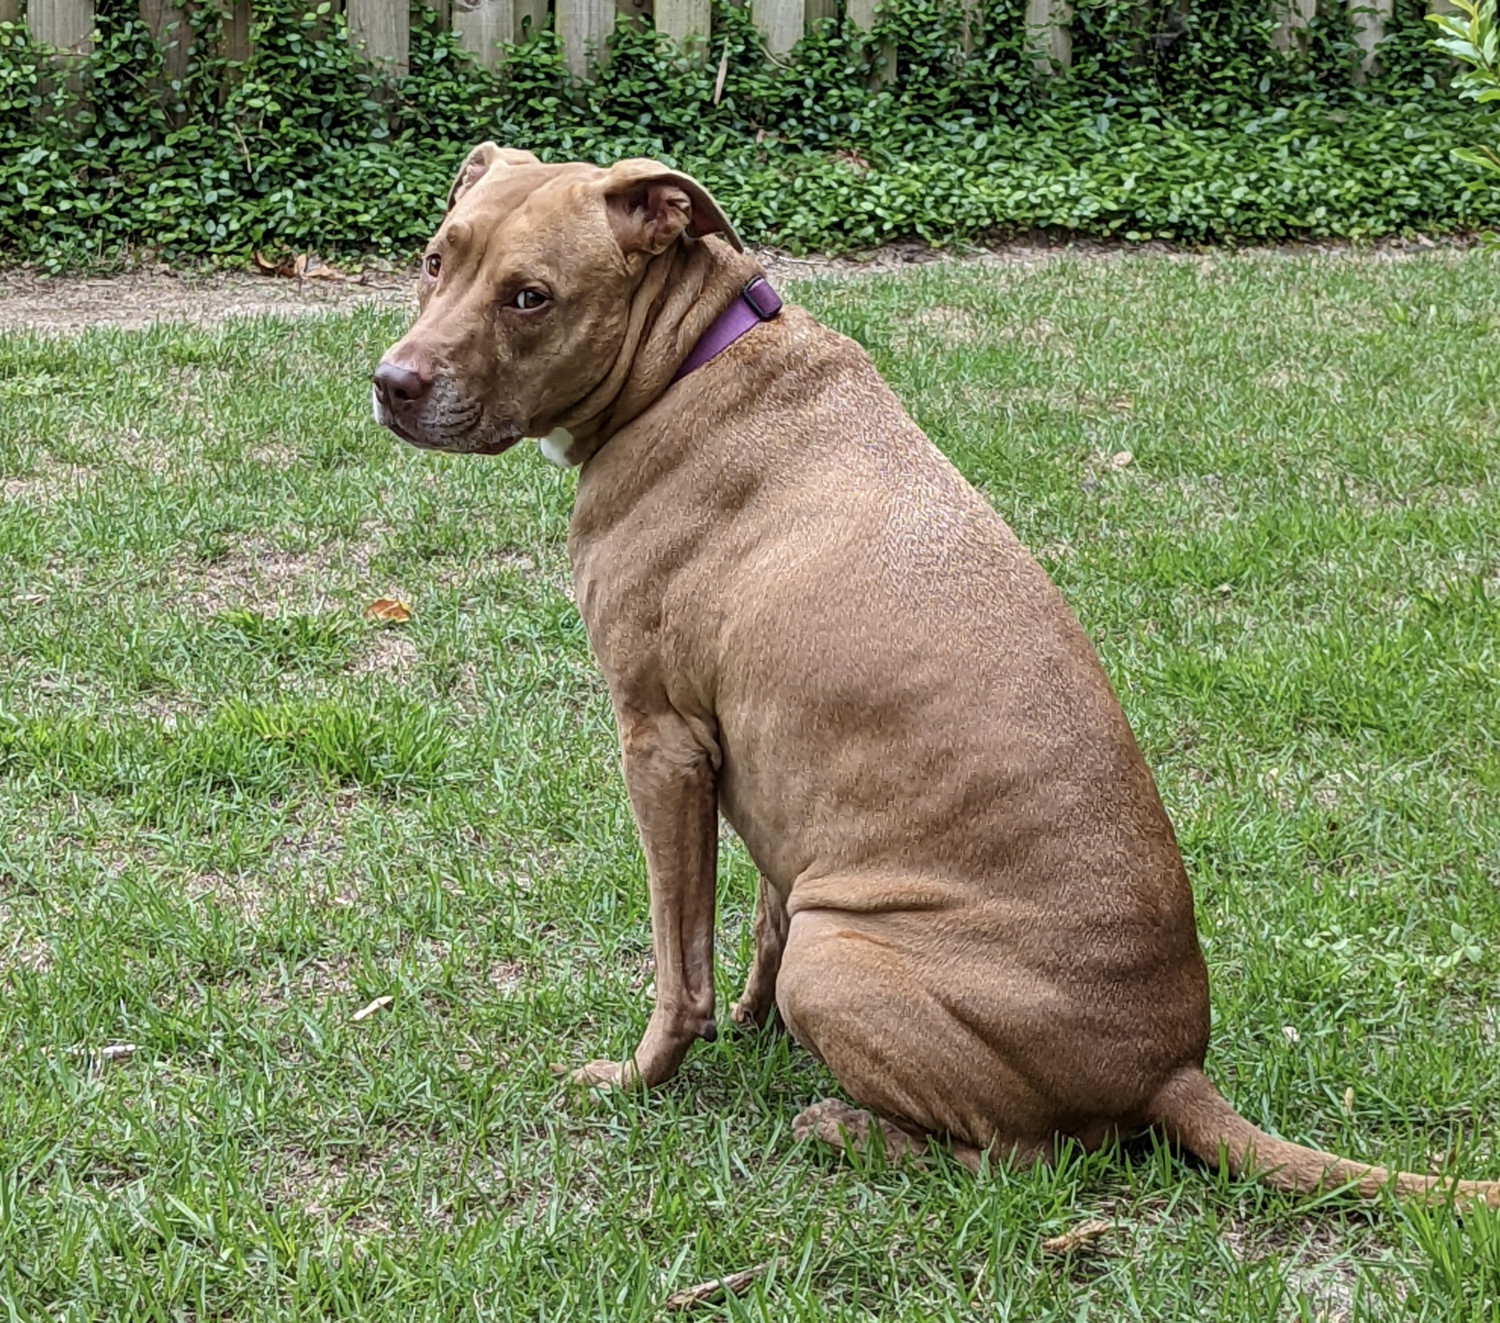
left=0, top=0, right=1496, bottom=267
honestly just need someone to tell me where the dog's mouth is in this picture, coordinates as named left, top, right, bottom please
left=371, top=387, right=521, bottom=457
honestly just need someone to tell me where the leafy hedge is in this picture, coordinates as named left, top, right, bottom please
left=1, top=0, right=1497, bottom=267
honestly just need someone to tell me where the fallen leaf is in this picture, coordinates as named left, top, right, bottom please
left=1109, top=450, right=1134, bottom=469
left=1343, top=1086, right=1355, bottom=1115
left=1040, top=1219, right=1112, bottom=1254
left=351, top=995, right=393, bottom=1022
left=252, top=250, right=346, bottom=281
left=663, top=1263, right=769, bottom=1311
left=363, top=597, right=411, bottom=625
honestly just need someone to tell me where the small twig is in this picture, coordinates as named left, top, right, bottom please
left=351, top=995, right=393, bottom=1022
left=712, top=44, right=729, bottom=106
left=662, top=1262, right=769, bottom=1311
left=231, top=120, right=253, bottom=174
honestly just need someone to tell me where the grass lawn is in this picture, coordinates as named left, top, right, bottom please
left=2, top=250, right=1499, bottom=1320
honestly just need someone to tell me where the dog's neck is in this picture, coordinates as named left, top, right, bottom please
left=536, top=236, right=761, bottom=469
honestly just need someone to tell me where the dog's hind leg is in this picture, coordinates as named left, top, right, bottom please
left=730, top=874, right=788, bottom=1032
left=775, top=908, right=1071, bottom=1171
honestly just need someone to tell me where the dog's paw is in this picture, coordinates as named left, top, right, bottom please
left=792, top=1099, right=871, bottom=1147
left=792, top=1100, right=929, bottom=1164
left=571, top=1058, right=640, bottom=1090
left=729, top=998, right=784, bottom=1035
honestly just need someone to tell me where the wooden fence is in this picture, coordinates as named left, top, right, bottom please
left=7, top=0, right=1463, bottom=83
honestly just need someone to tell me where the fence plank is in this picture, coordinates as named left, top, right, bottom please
left=847, top=0, right=895, bottom=83
left=515, top=0, right=545, bottom=37
left=0, top=0, right=21, bottom=25
left=1024, top=0, right=1071, bottom=70
left=753, top=0, right=801, bottom=54
left=1271, top=0, right=1316, bottom=53
left=140, top=0, right=192, bottom=83
left=221, top=0, right=251, bottom=61
left=804, top=0, right=835, bottom=27
left=656, top=0, right=709, bottom=44
left=28, top=0, right=95, bottom=52
left=347, top=0, right=409, bottom=75
left=557, top=0, right=612, bottom=74
left=453, top=0, right=512, bottom=66
left=959, top=0, right=981, bottom=51
left=1350, top=0, right=1391, bottom=75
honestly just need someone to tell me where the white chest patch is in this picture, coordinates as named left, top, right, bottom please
left=536, top=428, right=577, bottom=468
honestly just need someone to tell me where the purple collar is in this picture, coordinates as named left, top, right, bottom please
left=671, top=277, right=783, bottom=384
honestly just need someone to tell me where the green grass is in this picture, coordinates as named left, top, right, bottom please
left=1, top=251, right=1499, bottom=1320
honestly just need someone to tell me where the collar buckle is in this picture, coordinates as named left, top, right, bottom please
left=740, top=277, right=783, bottom=321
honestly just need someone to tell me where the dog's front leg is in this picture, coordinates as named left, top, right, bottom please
left=574, top=712, right=718, bottom=1090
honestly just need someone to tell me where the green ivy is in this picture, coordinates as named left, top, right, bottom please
left=0, top=0, right=1496, bottom=268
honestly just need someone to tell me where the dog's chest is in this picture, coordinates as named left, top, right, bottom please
left=568, top=500, right=729, bottom=713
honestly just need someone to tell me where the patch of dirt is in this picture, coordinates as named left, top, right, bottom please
left=0, top=902, right=52, bottom=976
left=186, top=868, right=274, bottom=926
left=1218, top=1220, right=1387, bottom=1323
left=270, top=788, right=360, bottom=874
left=484, top=958, right=523, bottom=995
left=247, top=441, right=300, bottom=469
left=265, top=1136, right=517, bottom=1236
left=2, top=236, right=1478, bottom=334
left=167, top=532, right=391, bottom=616
left=890, top=304, right=989, bottom=353
left=1, top=454, right=94, bottom=504
left=257, top=953, right=360, bottom=1009
left=1020, top=316, right=1077, bottom=358
left=0, top=266, right=416, bottom=333
left=353, top=631, right=419, bottom=677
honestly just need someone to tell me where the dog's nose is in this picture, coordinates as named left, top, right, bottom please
left=373, top=358, right=432, bottom=410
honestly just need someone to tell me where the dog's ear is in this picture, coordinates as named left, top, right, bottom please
left=446, top=142, right=543, bottom=213
left=600, top=159, right=744, bottom=256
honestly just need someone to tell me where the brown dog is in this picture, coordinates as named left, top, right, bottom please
left=373, top=142, right=1498, bottom=1205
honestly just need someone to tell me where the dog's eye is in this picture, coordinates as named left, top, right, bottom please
left=512, top=289, right=548, bottom=311
left=424, top=253, right=441, bottom=279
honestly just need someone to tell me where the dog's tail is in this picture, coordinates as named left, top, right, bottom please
left=1150, top=1066, right=1500, bottom=1207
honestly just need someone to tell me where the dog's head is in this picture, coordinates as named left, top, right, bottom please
left=371, top=143, right=741, bottom=458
